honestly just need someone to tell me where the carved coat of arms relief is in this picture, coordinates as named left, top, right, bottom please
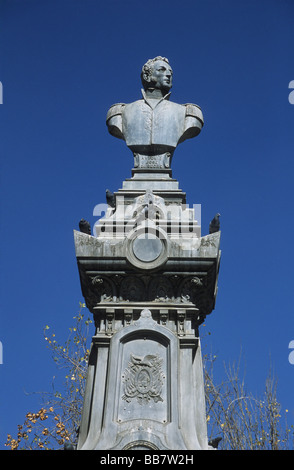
left=122, top=354, right=165, bottom=405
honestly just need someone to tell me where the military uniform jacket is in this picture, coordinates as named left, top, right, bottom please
left=106, top=90, right=204, bottom=155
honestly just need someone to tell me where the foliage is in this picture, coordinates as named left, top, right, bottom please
left=204, top=353, right=294, bottom=450
left=5, top=306, right=294, bottom=450
left=5, top=407, right=71, bottom=450
left=5, top=303, right=92, bottom=450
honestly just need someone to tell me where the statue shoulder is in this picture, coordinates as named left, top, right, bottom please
left=106, top=103, right=126, bottom=121
left=178, top=103, right=204, bottom=144
left=183, top=103, right=204, bottom=125
left=106, top=103, right=126, bottom=140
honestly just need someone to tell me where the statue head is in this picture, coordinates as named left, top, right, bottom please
left=141, top=56, right=173, bottom=93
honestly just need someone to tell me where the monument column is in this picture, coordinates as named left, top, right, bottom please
left=74, top=56, right=220, bottom=450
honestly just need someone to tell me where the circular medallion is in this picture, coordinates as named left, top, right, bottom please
left=133, top=234, right=163, bottom=262
left=124, top=225, right=168, bottom=270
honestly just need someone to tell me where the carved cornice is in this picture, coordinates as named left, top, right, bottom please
left=79, top=266, right=216, bottom=308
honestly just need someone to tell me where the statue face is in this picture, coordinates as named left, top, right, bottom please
left=150, top=60, right=173, bottom=91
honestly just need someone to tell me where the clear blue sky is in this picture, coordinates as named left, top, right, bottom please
left=0, top=0, right=293, bottom=449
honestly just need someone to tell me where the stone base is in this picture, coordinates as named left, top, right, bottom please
left=74, top=171, right=220, bottom=451
left=77, top=309, right=209, bottom=450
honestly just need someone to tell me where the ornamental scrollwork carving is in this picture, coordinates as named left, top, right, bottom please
left=90, top=276, right=114, bottom=301
left=119, top=276, right=146, bottom=302
left=179, top=276, right=204, bottom=306
left=78, top=271, right=116, bottom=311
left=178, top=273, right=216, bottom=317
left=148, top=276, right=174, bottom=302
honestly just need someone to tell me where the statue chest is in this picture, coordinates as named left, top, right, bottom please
left=122, top=100, right=186, bottom=149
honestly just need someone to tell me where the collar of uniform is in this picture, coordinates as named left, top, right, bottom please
left=141, top=89, right=171, bottom=108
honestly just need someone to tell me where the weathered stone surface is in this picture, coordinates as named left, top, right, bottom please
left=74, top=56, right=220, bottom=451
left=77, top=309, right=208, bottom=450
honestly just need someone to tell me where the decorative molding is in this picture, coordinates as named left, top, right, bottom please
left=78, top=269, right=217, bottom=321
left=122, top=440, right=159, bottom=450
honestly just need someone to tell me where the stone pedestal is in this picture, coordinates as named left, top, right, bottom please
left=74, top=167, right=220, bottom=450
left=77, top=309, right=207, bottom=450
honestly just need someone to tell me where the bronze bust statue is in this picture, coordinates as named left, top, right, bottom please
left=106, top=56, right=204, bottom=169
